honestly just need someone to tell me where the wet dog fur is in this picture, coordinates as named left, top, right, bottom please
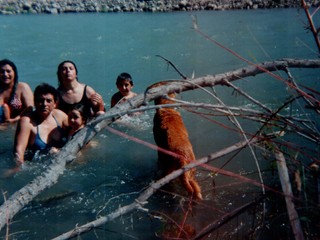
left=153, top=93, right=203, bottom=200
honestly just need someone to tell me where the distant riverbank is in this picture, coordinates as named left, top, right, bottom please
left=0, top=0, right=318, bottom=14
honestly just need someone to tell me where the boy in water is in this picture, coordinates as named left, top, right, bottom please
left=110, top=72, right=137, bottom=108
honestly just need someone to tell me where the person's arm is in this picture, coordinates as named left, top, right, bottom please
left=62, top=112, right=69, bottom=130
left=20, top=82, right=34, bottom=108
left=3, top=103, right=10, bottom=122
left=91, top=93, right=105, bottom=114
left=47, top=109, right=69, bottom=155
left=86, top=86, right=105, bottom=115
left=13, top=116, right=31, bottom=164
left=53, top=109, right=69, bottom=130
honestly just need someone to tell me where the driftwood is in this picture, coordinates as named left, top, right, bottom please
left=274, top=147, right=305, bottom=240
left=0, top=58, right=319, bottom=232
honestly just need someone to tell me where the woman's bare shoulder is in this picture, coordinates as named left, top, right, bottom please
left=19, top=112, right=33, bottom=126
left=52, top=108, right=68, bottom=118
left=17, top=82, right=32, bottom=89
left=85, top=85, right=96, bottom=96
left=16, top=82, right=32, bottom=93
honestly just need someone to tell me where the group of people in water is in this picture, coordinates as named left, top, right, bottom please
left=0, top=59, right=137, bottom=169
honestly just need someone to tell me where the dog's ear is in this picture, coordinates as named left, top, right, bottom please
left=168, top=92, right=176, bottom=99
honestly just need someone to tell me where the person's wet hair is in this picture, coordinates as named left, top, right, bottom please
left=70, top=103, right=88, bottom=124
left=57, top=60, right=78, bottom=87
left=34, top=83, right=59, bottom=103
left=0, top=59, right=19, bottom=102
left=116, top=72, right=133, bottom=86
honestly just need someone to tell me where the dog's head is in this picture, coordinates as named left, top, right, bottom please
left=154, top=93, right=176, bottom=105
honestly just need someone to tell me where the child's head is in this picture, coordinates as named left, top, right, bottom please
left=116, top=72, right=133, bottom=97
left=68, top=104, right=87, bottom=131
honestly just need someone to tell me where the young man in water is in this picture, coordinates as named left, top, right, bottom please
left=14, top=83, right=68, bottom=165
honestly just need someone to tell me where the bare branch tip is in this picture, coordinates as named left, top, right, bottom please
left=191, top=14, right=198, bottom=30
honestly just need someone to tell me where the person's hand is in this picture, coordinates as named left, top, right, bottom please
left=49, top=147, right=60, bottom=154
left=1, top=153, right=23, bottom=178
left=14, top=153, right=24, bottom=166
left=1, top=166, right=21, bottom=178
left=91, top=93, right=105, bottom=112
left=91, top=93, right=102, bottom=105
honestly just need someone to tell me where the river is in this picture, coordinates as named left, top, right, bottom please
left=0, top=8, right=319, bottom=239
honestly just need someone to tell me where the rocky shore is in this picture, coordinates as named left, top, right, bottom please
left=0, top=0, right=318, bottom=14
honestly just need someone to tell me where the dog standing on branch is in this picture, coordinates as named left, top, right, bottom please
left=153, top=92, right=203, bottom=200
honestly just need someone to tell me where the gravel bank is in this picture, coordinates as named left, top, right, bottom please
left=0, top=0, right=318, bottom=14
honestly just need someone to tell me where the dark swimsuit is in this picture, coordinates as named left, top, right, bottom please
left=58, top=85, right=92, bottom=117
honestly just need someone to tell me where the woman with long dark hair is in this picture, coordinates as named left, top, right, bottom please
left=0, top=59, right=33, bottom=123
left=56, top=60, right=105, bottom=118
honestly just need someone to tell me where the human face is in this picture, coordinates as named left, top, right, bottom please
left=117, top=80, right=133, bottom=96
left=35, top=93, right=56, bottom=117
left=0, top=64, right=15, bottom=86
left=68, top=110, right=84, bottom=131
left=60, top=62, right=77, bottom=82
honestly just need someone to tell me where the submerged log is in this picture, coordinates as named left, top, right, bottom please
left=274, top=148, right=305, bottom=240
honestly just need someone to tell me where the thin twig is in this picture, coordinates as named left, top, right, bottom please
left=156, top=55, right=188, bottom=79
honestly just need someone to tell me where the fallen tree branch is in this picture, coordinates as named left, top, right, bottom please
left=301, top=0, right=320, bottom=53
left=139, top=58, right=320, bottom=105
left=274, top=146, right=305, bottom=240
left=51, top=134, right=276, bottom=240
left=0, top=58, right=319, bottom=231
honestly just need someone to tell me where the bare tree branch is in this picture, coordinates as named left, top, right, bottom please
left=51, top=133, right=278, bottom=240
left=301, top=0, right=320, bottom=53
left=274, top=146, right=305, bottom=240
left=0, top=58, right=319, bottom=232
left=156, top=55, right=188, bottom=79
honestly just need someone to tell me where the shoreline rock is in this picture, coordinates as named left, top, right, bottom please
left=0, top=0, right=318, bottom=14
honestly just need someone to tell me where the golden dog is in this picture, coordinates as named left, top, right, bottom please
left=153, top=93, right=203, bottom=200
